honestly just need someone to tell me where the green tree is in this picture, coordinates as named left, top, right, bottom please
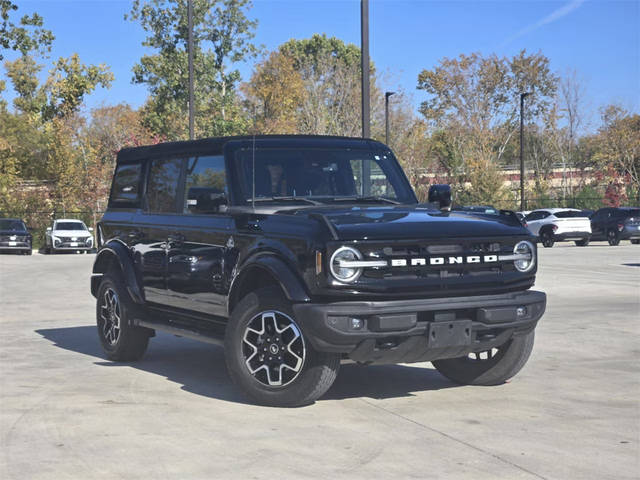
left=417, top=50, right=558, bottom=206
left=127, top=0, right=258, bottom=139
left=1, top=0, right=54, bottom=61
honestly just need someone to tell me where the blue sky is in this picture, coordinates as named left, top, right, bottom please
left=4, top=0, right=639, bottom=129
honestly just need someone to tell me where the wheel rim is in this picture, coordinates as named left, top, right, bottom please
left=242, top=311, right=306, bottom=387
left=608, top=231, right=617, bottom=244
left=100, top=288, right=121, bottom=346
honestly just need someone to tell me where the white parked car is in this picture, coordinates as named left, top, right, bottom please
left=524, top=208, right=592, bottom=248
left=44, top=219, right=95, bottom=254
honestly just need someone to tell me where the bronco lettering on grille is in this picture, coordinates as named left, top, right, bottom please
left=391, top=255, right=499, bottom=267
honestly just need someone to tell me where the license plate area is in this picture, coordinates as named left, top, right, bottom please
left=427, top=320, right=473, bottom=348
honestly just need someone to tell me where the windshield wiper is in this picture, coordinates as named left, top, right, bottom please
left=252, top=196, right=323, bottom=205
left=332, top=196, right=401, bottom=205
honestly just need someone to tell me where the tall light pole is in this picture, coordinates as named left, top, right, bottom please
left=519, top=92, right=531, bottom=211
left=385, top=91, right=395, bottom=145
left=360, top=0, right=370, bottom=139
left=188, top=0, right=194, bottom=140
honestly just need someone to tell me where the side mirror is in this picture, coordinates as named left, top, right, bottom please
left=89, top=227, right=94, bottom=232
left=428, top=184, right=452, bottom=211
left=187, top=187, right=228, bottom=213
left=46, top=227, right=52, bottom=232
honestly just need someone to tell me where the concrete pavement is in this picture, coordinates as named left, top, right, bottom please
left=1, top=244, right=638, bottom=479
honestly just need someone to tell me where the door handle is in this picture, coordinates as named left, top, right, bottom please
left=127, top=229, right=144, bottom=241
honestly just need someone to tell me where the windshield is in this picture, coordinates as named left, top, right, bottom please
left=555, top=211, right=589, bottom=218
left=0, top=219, right=27, bottom=231
left=55, top=222, right=86, bottom=231
left=232, top=147, right=416, bottom=204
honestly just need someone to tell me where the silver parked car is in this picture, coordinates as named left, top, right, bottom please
left=44, top=219, right=95, bottom=254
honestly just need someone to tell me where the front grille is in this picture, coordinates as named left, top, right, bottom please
left=359, top=240, right=517, bottom=280
left=0, top=235, right=27, bottom=242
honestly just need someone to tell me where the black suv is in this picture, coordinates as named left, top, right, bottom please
left=0, top=218, right=32, bottom=255
left=91, top=136, right=546, bottom=406
left=590, top=207, right=640, bottom=245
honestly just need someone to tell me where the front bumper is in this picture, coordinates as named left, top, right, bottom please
left=552, top=231, right=591, bottom=241
left=0, top=241, right=31, bottom=251
left=293, top=290, right=546, bottom=364
left=53, top=242, right=93, bottom=250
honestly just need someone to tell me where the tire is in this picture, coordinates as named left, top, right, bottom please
left=574, top=238, right=589, bottom=247
left=630, top=239, right=639, bottom=245
left=607, top=229, right=620, bottom=246
left=25, top=249, right=32, bottom=255
left=225, top=286, right=340, bottom=407
left=96, top=274, right=150, bottom=361
left=432, top=330, right=535, bottom=386
left=540, top=230, right=555, bottom=248
left=44, top=246, right=51, bottom=254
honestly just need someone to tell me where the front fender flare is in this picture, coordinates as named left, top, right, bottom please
left=228, top=254, right=311, bottom=315
left=91, top=240, right=144, bottom=304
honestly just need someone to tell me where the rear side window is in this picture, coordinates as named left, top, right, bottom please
left=555, top=211, right=588, bottom=218
left=184, top=155, right=227, bottom=214
left=147, top=157, right=184, bottom=213
left=110, top=163, right=142, bottom=206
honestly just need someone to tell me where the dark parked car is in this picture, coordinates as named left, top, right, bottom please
left=590, top=207, right=640, bottom=245
left=0, top=218, right=32, bottom=255
left=91, top=135, right=546, bottom=407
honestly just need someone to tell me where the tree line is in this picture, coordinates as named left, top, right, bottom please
left=1, top=0, right=638, bottom=237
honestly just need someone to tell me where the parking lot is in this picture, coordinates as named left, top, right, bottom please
left=1, top=243, right=638, bottom=480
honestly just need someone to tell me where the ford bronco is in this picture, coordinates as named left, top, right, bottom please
left=91, top=135, right=546, bottom=406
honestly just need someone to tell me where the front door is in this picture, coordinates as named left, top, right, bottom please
left=165, top=155, right=235, bottom=317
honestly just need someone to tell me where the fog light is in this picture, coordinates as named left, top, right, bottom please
left=516, top=306, right=527, bottom=317
left=350, top=318, right=364, bottom=330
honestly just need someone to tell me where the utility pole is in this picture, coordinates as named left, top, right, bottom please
left=519, top=92, right=531, bottom=211
left=385, top=91, right=395, bottom=145
left=188, top=0, right=194, bottom=140
left=361, top=0, right=370, bottom=139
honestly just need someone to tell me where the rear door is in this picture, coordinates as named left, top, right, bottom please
left=135, top=155, right=185, bottom=306
left=165, top=154, right=235, bottom=317
left=590, top=209, right=608, bottom=239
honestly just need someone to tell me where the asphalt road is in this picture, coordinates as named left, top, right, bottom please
left=1, top=243, right=639, bottom=480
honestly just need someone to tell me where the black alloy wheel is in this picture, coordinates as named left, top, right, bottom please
left=541, top=231, right=555, bottom=248
left=607, top=229, right=620, bottom=246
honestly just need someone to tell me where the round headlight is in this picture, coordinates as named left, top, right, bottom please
left=330, top=246, right=363, bottom=283
left=513, top=240, right=535, bottom=272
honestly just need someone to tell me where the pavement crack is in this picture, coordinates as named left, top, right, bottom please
left=359, top=398, right=550, bottom=480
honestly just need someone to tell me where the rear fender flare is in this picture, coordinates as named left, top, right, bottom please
left=91, top=240, right=144, bottom=304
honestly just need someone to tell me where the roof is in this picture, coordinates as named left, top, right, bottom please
left=532, top=208, right=581, bottom=213
left=117, top=135, right=387, bottom=163
left=54, top=219, right=86, bottom=223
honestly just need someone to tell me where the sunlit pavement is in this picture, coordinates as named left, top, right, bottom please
left=1, top=243, right=638, bottom=479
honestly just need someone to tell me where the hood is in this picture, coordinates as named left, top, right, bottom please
left=292, top=206, right=528, bottom=240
